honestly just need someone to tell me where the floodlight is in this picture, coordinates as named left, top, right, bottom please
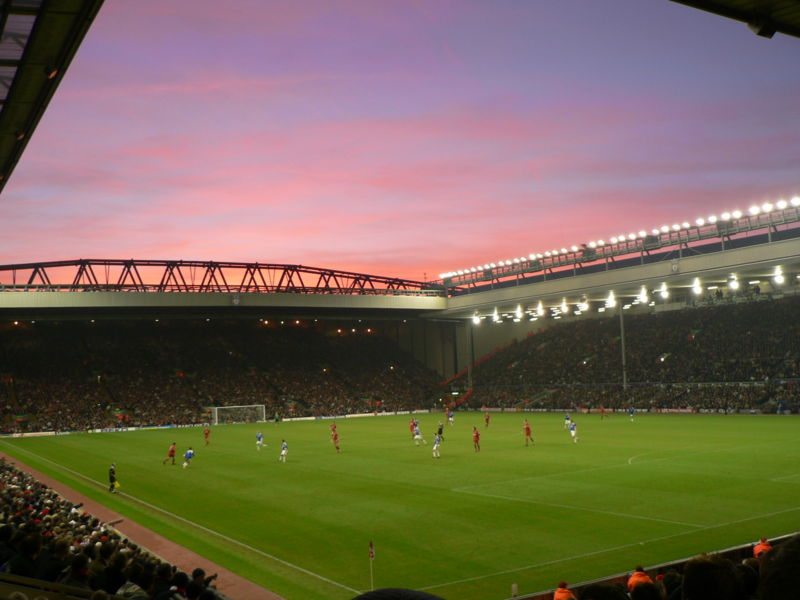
left=528, top=254, right=536, bottom=261
left=791, top=196, right=800, bottom=207
left=598, top=307, right=606, bottom=313
left=729, top=279, right=740, bottom=290
left=659, top=283, right=669, bottom=299
left=652, top=229, right=660, bottom=235
left=638, top=286, right=648, bottom=303
left=605, top=290, right=616, bottom=308
left=490, top=263, right=496, bottom=268
left=515, top=305, right=523, bottom=319
left=681, top=222, right=690, bottom=229
left=672, top=224, right=680, bottom=231
left=536, top=301, right=545, bottom=317
left=618, top=234, right=626, bottom=241
left=551, top=250, right=558, bottom=255
left=660, top=225, right=669, bottom=233
left=544, top=252, right=551, bottom=257
left=774, top=267, right=785, bottom=285
left=588, top=241, right=597, bottom=249
left=731, top=210, right=742, bottom=219
left=708, top=215, right=718, bottom=223
left=457, top=270, right=464, bottom=275
left=749, top=206, right=760, bottom=215
left=692, top=278, right=702, bottom=295
left=513, top=258, right=520, bottom=264
left=438, top=273, right=447, bottom=279
left=560, top=299, right=569, bottom=314
left=776, top=199, right=787, bottom=210
left=536, top=253, right=543, bottom=259
left=470, top=267, right=476, bottom=272
left=597, top=239, right=605, bottom=246
left=484, top=264, right=490, bottom=270
left=638, top=230, right=647, bottom=238
left=628, top=233, right=636, bottom=240
left=762, top=202, right=773, bottom=213
left=748, top=280, right=761, bottom=285
left=695, top=218, right=705, bottom=226
left=560, top=248, right=568, bottom=254
left=497, top=261, right=504, bottom=267
left=610, top=237, right=618, bottom=244
left=570, top=245, right=578, bottom=252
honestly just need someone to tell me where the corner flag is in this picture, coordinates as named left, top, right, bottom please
left=369, top=541, right=375, bottom=560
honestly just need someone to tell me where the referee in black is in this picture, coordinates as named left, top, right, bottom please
left=108, top=463, right=117, bottom=493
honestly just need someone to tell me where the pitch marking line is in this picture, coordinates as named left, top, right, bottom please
left=418, top=503, right=800, bottom=592
left=0, top=442, right=361, bottom=595
left=770, top=473, right=800, bottom=483
left=454, top=488, right=705, bottom=528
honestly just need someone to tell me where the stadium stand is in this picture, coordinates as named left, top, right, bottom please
left=467, top=295, right=800, bottom=414
left=0, top=456, right=225, bottom=599
left=0, top=322, right=440, bottom=434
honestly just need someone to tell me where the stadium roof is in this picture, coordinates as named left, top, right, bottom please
left=671, top=0, right=800, bottom=38
left=0, top=0, right=104, bottom=195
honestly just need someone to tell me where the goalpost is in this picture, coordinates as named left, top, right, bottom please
left=207, top=404, right=266, bottom=425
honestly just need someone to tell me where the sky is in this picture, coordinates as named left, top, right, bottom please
left=1, top=0, right=798, bottom=281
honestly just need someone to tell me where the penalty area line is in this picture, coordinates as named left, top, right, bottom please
left=0, top=441, right=361, bottom=596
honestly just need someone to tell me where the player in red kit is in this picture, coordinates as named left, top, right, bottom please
left=472, top=426, right=481, bottom=452
left=204, top=426, right=211, bottom=446
left=332, top=430, right=340, bottom=453
left=409, top=418, right=416, bottom=439
left=484, top=412, right=490, bottom=428
left=523, top=419, right=533, bottom=446
left=162, top=442, right=177, bottom=465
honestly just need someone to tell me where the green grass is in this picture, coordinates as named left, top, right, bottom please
left=2, top=413, right=800, bottom=600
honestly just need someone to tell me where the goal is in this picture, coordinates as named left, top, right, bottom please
left=207, top=404, right=266, bottom=425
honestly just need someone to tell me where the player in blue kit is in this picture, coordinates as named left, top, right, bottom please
left=182, top=447, right=195, bottom=468
left=564, top=413, right=571, bottom=429
left=628, top=406, right=635, bottom=421
left=256, top=431, right=265, bottom=450
left=432, top=433, right=442, bottom=458
left=279, top=439, right=288, bottom=463
left=568, top=422, right=578, bottom=443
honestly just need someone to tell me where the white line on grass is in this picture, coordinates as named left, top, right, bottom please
left=454, top=488, right=705, bottom=528
left=0, top=442, right=361, bottom=595
left=418, top=503, right=800, bottom=592
left=770, top=473, right=800, bottom=483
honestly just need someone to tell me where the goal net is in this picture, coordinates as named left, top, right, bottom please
left=207, top=404, right=266, bottom=425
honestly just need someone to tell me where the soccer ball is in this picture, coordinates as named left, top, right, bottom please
left=182, top=462, right=188, bottom=468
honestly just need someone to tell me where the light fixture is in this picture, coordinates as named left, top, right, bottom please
left=659, top=282, right=669, bottom=299
left=692, top=278, right=702, bottom=295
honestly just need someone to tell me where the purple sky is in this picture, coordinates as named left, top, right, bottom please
left=1, top=0, right=798, bottom=281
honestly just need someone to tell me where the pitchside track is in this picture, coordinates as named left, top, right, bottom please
left=2, top=414, right=800, bottom=600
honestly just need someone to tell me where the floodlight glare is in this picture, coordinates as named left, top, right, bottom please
left=597, top=239, right=605, bottom=246
left=515, top=305, right=523, bottom=319
left=652, top=229, right=660, bottom=235
left=560, top=248, right=568, bottom=254
left=536, top=301, right=545, bottom=317
left=749, top=205, right=760, bottom=215
left=695, top=218, right=705, bottom=226
left=672, top=224, right=680, bottom=231
left=484, top=264, right=490, bottom=270
left=681, top=222, right=690, bottom=229
left=628, top=233, right=636, bottom=240
left=731, top=210, right=742, bottom=219
left=708, top=215, right=718, bottom=224
left=638, top=285, right=648, bottom=303
left=472, top=314, right=480, bottom=325
left=605, top=290, right=616, bottom=308
left=791, top=196, right=800, bottom=207
left=729, top=279, right=740, bottom=290
left=498, top=261, right=504, bottom=267
left=588, top=241, right=597, bottom=249
left=560, top=298, right=569, bottom=314
left=692, top=278, right=702, bottom=295
left=638, top=230, right=647, bottom=238
left=571, top=245, right=578, bottom=252
left=610, top=237, right=618, bottom=244
left=762, top=202, right=773, bottom=213
left=490, top=263, right=496, bottom=268
left=528, top=254, right=536, bottom=261
left=544, top=251, right=551, bottom=257
left=660, top=225, right=669, bottom=233
left=776, top=199, right=788, bottom=210
left=513, top=258, right=520, bottom=264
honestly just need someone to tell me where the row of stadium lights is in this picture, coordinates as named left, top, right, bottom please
left=8, top=318, right=389, bottom=333
left=473, top=267, right=792, bottom=325
left=440, top=196, right=800, bottom=279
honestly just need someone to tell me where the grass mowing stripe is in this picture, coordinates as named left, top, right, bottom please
left=0, top=440, right=362, bottom=596
left=453, top=488, right=706, bottom=528
left=419, top=502, right=800, bottom=592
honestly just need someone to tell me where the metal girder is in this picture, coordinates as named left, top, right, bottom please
left=0, top=259, right=443, bottom=296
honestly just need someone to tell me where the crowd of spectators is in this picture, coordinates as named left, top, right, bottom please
left=469, top=295, right=800, bottom=413
left=0, top=457, right=224, bottom=598
left=0, top=321, right=440, bottom=434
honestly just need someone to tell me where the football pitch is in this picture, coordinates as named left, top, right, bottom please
left=2, top=413, right=800, bottom=600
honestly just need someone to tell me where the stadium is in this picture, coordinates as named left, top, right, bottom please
left=0, top=2, right=799, bottom=600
